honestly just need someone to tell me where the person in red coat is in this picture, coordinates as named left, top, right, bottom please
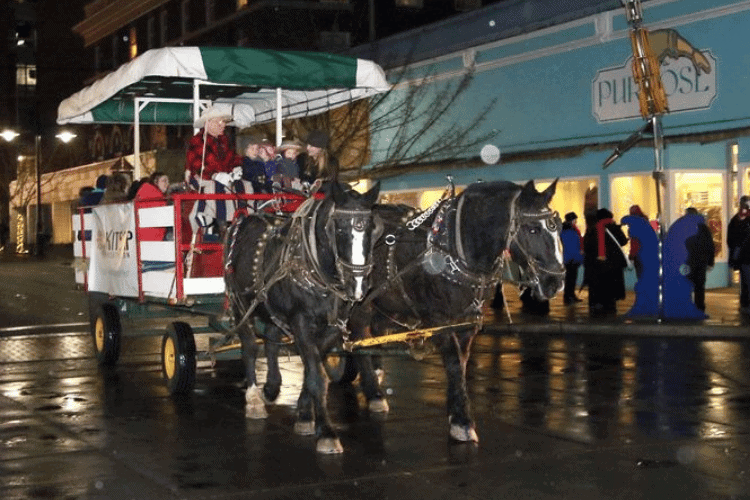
left=184, top=106, right=249, bottom=234
left=185, top=106, right=243, bottom=185
left=135, top=171, right=170, bottom=241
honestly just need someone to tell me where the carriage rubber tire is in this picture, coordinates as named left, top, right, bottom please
left=92, top=303, right=122, bottom=366
left=162, top=322, right=196, bottom=395
left=324, top=353, right=358, bottom=385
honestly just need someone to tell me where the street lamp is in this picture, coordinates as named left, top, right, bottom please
left=1, top=128, right=76, bottom=257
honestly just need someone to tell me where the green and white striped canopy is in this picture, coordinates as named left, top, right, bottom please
left=57, top=47, right=390, bottom=128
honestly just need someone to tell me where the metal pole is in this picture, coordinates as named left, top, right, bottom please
left=651, top=115, right=664, bottom=319
left=34, top=134, right=44, bottom=257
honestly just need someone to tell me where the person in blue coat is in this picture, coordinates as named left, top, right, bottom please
left=561, top=212, right=584, bottom=304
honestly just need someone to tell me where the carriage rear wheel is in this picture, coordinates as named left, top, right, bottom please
left=324, top=353, right=358, bottom=385
left=162, top=322, right=196, bottom=395
left=92, top=303, right=121, bottom=366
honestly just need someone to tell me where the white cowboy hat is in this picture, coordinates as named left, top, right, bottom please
left=193, top=105, right=234, bottom=129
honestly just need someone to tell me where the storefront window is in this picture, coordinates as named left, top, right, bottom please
left=537, top=178, right=597, bottom=233
left=380, top=188, right=450, bottom=210
left=674, top=171, right=724, bottom=259
left=610, top=174, right=659, bottom=226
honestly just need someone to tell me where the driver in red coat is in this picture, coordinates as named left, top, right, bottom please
left=185, top=106, right=243, bottom=184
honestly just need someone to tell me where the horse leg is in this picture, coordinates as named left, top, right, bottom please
left=295, top=320, right=343, bottom=454
left=440, top=329, right=479, bottom=443
left=239, top=325, right=267, bottom=419
left=348, top=308, right=388, bottom=413
left=294, top=386, right=315, bottom=436
left=262, top=323, right=283, bottom=403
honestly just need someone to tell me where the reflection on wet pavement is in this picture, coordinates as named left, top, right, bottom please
left=1, top=330, right=750, bottom=499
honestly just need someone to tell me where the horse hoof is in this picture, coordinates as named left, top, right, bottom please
left=245, top=384, right=268, bottom=419
left=368, top=398, right=389, bottom=413
left=263, top=385, right=280, bottom=404
left=246, top=405, right=268, bottom=420
left=294, top=421, right=315, bottom=436
left=317, top=437, right=344, bottom=454
left=450, top=424, right=479, bottom=443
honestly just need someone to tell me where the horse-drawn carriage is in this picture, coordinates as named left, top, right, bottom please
left=62, top=47, right=566, bottom=454
left=62, top=46, right=390, bottom=393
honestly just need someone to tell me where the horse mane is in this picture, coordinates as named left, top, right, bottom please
left=457, top=181, right=522, bottom=272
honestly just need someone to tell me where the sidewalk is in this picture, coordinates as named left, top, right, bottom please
left=3, top=244, right=748, bottom=338
left=486, top=284, right=750, bottom=339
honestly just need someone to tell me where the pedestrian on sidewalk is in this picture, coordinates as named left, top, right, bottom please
left=583, top=208, right=629, bottom=315
left=560, top=212, right=583, bottom=304
left=728, top=196, right=750, bottom=312
left=628, top=204, right=650, bottom=281
left=682, top=207, right=715, bottom=311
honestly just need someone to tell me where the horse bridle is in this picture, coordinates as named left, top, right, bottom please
left=322, top=206, right=382, bottom=284
left=504, top=207, right=565, bottom=297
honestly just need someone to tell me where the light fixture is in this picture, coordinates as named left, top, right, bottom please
left=56, top=131, right=77, bottom=143
left=1, top=129, right=20, bottom=142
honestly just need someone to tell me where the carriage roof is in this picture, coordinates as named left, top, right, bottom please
left=57, top=46, right=390, bottom=128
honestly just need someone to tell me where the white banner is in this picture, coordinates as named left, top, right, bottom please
left=88, top=203, right=138, bottom=297
left=592, top=51, right=717, bottom=123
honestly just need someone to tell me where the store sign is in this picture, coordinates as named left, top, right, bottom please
left=592, top=51, right=716, bottom=123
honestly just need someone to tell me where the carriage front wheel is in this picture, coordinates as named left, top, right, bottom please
left=92, top=303, right=121, bottom=366
left=162, top=322, right=196, bottom=395
left=323, top=353, right=358, bottom=384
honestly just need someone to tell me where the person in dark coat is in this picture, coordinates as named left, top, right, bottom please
left=728, top=196, right=750, bottom=313
left=299, top=130, right=339, bottom=187
left=560, top=211, right=583, bottom=304
left=682, top=207, right=715, bottom=311
left=583, top=208, right=629, bottom=315
left=241, top=135, right=271, bottom=193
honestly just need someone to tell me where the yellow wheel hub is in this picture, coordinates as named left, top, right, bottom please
left=164, top=336, right=176, bottom=379
left=95, top=317, right=105, bottom=352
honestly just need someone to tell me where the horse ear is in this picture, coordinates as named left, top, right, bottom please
left=541, top=178, right=558, bottom=203
left=521, top=180, right=536, bottom=196
left=363, top=181, right=381, bottom=205
left=331, top=181, right=347, bottom=205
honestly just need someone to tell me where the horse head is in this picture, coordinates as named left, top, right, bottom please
left=320, top=181, right=381, bottom=301
left=507, top=179, right=566, bottom=301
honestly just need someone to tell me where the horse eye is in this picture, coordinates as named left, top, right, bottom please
left=528, top=227, right=539, bottom=235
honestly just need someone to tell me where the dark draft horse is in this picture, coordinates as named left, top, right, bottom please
left=347, top=179, right=565, bottom=443
left=224, top=180, right=381, bottom=454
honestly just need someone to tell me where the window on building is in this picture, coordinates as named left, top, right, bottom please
left=16, top=64, right=36, bottom=87
left=237, top=0, right=248, bottom=8
left=396, top=0, right=423, bottom=7
left=129, top=27, right=138, bottom=59
left=537, top=177, right=598, bottom=235
left=674, top=171, right=724, bottom=259
left=15, top=20, right=35, bottom=49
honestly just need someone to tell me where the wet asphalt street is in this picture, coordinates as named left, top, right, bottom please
left=2, top=249, right=750, bottom=499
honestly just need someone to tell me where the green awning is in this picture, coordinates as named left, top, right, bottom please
left=57, top=47, right=390, bottom=128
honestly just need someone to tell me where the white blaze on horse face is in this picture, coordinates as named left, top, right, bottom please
left=546, top=224, right=564, bottom=267
left=351, top=226, right=366, bottom=300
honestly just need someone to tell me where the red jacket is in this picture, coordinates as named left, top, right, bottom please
left=185, top=131, right=243, bottom=180
left=135, top=182, right=167, bottom=241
